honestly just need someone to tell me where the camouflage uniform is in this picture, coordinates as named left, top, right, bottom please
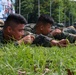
left=0, top=27, right=53, bottom=47
left=48, top=23, right=76, bottom=43
left=52, top=32, right=75, bottom=43
left=50, top=27, right=76, bottom=43
left=25, top=24, right=53, bottom=47
left=0, top=30, right=6, bottom=47
left=0, top=30, right=19, bottom=47
left=0, top=30, right=4, bottom=43
left=32, top=34, right=53, bottom=47
left=25, top=24, right=76, bottom=44
left=0, top=30, right=9, bottom=45
left=63, top=27, right=76, bottom=34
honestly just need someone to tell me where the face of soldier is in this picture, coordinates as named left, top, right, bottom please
left=8, top=24, right=25, bottom=40
left=41, top=23, right=52, bottom=35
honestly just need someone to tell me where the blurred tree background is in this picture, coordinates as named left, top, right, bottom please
left=15, top=0, right=76, bottom=26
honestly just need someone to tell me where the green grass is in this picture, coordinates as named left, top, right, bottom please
left=0, top=43, right=76, bottom=75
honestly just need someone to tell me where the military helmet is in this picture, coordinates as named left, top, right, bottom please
left=73, top=22, right=76, bottom=28
left=0, top=19, right=4, bottom=27
left=57, top=23, right=64, bottom=27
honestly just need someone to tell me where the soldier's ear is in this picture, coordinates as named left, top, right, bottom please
left=7, top=26, right=12, bottom=33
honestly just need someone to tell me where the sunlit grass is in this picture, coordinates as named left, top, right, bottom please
left=0, top=43, right=76, bottom=75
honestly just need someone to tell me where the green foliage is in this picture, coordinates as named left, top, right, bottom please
left=0, top=43, right=76, bottom=75
left=15, top=0, right=76, bottom=24
left=21, top=0, right=34, bottom=15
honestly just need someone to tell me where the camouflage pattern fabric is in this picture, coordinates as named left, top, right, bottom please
left=0, top=30, right=6, bottom=47
left=0, top=28, right=53, bottom=47
left=0, top=30, right=4, bottom=44
left=0, top=30, right=20, bottom=47
left=53, top=32, right=75, bottom=43
left=63, top=28, right=76, bottom=34
left=24, top=23, right=36, bottom=32
left=47, top=27, right=76, bottom=43
left=0, top=30, right=8, bottom=44
left=32, top=34, right=53, bottom=47
left=25, top=24, right=53, bottom=47
left=25, top=24, right=76, bottom=44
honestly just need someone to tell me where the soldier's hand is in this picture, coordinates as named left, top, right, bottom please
left=51, top=39, right=69, bottom=47
left=50, top=29, right=62, bottom=36
left=23, top=35, right=35, bottom=44
left=58, top=39, right=69, bottom=47
left=18, top=35, right=35, bottom=44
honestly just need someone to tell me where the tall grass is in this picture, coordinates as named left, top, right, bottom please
left=0, top=43, right=76, bottom=75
